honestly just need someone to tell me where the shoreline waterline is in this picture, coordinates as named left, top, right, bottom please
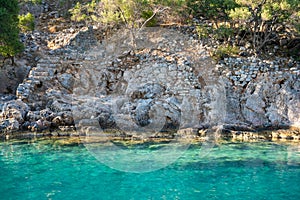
left=1, top=127, right=299, bottom=143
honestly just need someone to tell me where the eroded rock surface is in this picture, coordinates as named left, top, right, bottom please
left=0, top=27, right=299, bottom=140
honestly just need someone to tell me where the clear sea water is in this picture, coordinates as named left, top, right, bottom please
left=0, top=137, right=299, bottom=200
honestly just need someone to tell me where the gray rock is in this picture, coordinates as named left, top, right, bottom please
left=131, top=83, right=165, bottom=99
left=134, top=99, right=152, bottom=126
left=0, top=119, right=20, bottom=132
left=26, top=111, right=41, bottom=122
left=0, top=100, right=29, bottom=124
left=58, top=73, right=74, bottom=90
left=4, top=27, right=300, bottom=135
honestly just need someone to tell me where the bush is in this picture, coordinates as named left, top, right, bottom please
left=212, top=44, right=239, bottom=60
left=20, top=0, right=42, bottom=4
left=141, top=10, right=157, bottom=27
left=195, top=24, right=210, bottom=40
left=69, top=0, right=180, bottom=51
left=213, top=25, right=234, bottom=42
left=69, top=0, right=186, bottom=27
left=188, top=0, right=300, bottom=56
left=187, top=0, right=239, bottom=23
left=18, top=12, right=35, bottom=32
left=69, top=2, right=89, bottom=22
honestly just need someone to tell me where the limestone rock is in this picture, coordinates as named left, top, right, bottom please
left=0, top=119, right=20, bottom=132
left=58, top=73, right=74, bottom=90
left=0, top=100, right=29, bottom=124
left=2, top=27, right=300, bottom=137
left=242, top=94, right=267, bottom=127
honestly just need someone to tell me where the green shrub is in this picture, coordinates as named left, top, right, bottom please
left=18, top=12, right=35, bottom=32
left=187, top=0, right=239, bottom=22
left=212, top=44, right=239, bottom=60
left=195, top=24, right=210, bottom=39
left=20, top=0, right=42, bottom=4
left=291, top=10, right=300, bottom=34
left=141, top=9, right=157, bottom=27
left=213, top=25, right=234, bottom=41
left=69, top=0, right=187, bottom=26
left=69, top=2, right=88, bottom=22
left=228, top=7, right=251, bottom=20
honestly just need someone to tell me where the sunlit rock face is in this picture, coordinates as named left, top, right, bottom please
left=70, top=28, right=226, bottom=135
left=241, top=72, right=300, bottom=128
left=1, top=27, right=299, bottom=136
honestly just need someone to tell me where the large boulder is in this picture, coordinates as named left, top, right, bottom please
left=0, top=100, right=29, bottom=123
left=0, top=119, right=20, bottom=132
left=239, top=72, right=300, bottom=128
left=0, top=100, right=29, bottom=132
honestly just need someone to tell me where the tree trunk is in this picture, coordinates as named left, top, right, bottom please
left=11, top=56, right=15, bottom=66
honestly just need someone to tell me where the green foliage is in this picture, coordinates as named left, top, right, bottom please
left=187, top=0, right=239, bottom=21
left=98, top=0, right=154, bottom=28
left=69, top=2, right=88, bottom=22
left=212, top=44, right=240, bottom=60
left=20, top=0, right=42, bottom=4
left=69, top=0, right=185, bottom=27
left=229, top=0, right=299, bottom=51
left=195, top=24, right=210, bottom=39
left=141, top=10, right=157, bottom=27
left=195, top=23, right=235, bottom=44
left=153, top=0, right=185, bottom=7
left=0, top=0, right=24, bottom=60
left=291, top=11, right=300, bottom=35
left=213, top=25, right=234, bottom=41
left=232, top=0, right=296, bottom=21
left=18, top=12, right=35, bottom=32
left=32, top=0, right=42, bottom=4
left=228, top=7, right=251, bottom=20
left=66, top=0, right=299, bottom=56
left=99, top=0, right=123, bottom=25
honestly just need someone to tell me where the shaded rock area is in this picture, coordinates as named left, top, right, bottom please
left=0, top=62, right=31, bottom=94
left=0, top=27, right=299, bottom=141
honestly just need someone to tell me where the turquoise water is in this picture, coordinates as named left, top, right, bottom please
left=0, top=138, right=299, bottom=200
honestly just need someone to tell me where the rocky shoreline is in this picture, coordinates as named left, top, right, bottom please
left=1, top=126, right=300, bottom=143
left=1, top=27, right=299, bottom=141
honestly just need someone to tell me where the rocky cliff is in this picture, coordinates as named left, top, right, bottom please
left=0, top=27, right=299, bottom=140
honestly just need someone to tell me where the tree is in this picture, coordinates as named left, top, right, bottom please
left=69, top=0, right=170, bottom=52
left=188, top=0, right=299, bottom=57
left=0, top=0, right=24, bottom=65
left=187, top=0, right=239, bottom=26
left=99, top=0, right=168, bottom=50
left=228, top=0, right=300, bottom=53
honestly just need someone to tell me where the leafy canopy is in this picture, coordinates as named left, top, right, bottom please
left=0, top=0, right=24, bottom=59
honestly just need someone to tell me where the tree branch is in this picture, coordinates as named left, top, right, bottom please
left=116, top=6, right=128, bottom=27
left=138, top=7, right=169, bottom=33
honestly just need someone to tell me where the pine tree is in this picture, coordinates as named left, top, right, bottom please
left=0, top=0, right=24, bottom=65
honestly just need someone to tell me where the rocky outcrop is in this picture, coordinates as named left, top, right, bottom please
left=0, top=63, right=31, bottom=94
left=0, top=100, right=29, bottom=132
left=0, top=27, right=299, bottom=140
left=222, top=71, right=300, bottom=128
left=242, top=72, right=299, bottom=127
